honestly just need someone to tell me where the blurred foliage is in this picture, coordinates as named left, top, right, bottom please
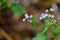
left=10, top=4, right=26, bottom=14
left=32, top=33, right=48, bottom=40
left=1, top=0, right=60, bottom=40
left=1, top=0, right=26, bottom=14
left=32, top=18, right=60, bottom=40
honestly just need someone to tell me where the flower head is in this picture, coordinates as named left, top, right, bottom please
left=39, top=13, right=54, bottom=20
left=39, top=13, right=48, bottom=20
left=51, top=15, right=54, bottom=18
left=24, top=13, right=29, bottom=19
left=50, top=8, right=55, bottom=12
left=29, top=15, right=33, bottom=18
left=45, top=9, right=49, bottom=12
left=22, top=18, right=26, bottom=22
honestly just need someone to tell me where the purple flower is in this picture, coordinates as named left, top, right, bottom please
left=51, top=15, right=54, bottom=18
left=39, top=13, right=54, bottom=20
left=25, top=13, right=29, bottom=19
left=44, top=13, right=48, bottom=17
left=39, top=17, right=43, bottom=20
left=50, top=8, right=55, bottom=12
left=29, top=15, right=33, bottom=18
left=40, top=13, right=45, bottom=17
left=45, top=9, right=49, bottom=12
left=48, top=14, right=54, bottom=18
left=39, top=13, right=48, bottom=20
left=22, top=18, right=26, bottom=22
left=48, top=14, right=52, bottom=17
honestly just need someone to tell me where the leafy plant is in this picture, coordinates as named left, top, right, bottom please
left=1, top=0, right=60, bottom=40
left=1, top=0, right=26, bottom=14
left=9, top=4, right=26, bottom=14
left=32, top=33, right=48, bottom=40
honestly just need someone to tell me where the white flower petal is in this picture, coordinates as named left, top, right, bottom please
left=25, top=13, right=28, bottom=16
left=42, top=16, right=46, bottom=19
left=48, top=14, right=52, bottom=17
left=50, top=8, right=55, bottom=12
left=25, top=16, right=29, bottom=19
left=40, top=13, right=45, bottom=17
left=45, top=9, right=49, bottom=12
left=29, top=15, right=33, bottom=18
left=44, top=13, right=48, bottom=17
left=22, top=18, right=26, bottom=22
left=51, top=15, right=54, bottom=18
left=25, top=13, right=29, bottom=19
left=39, top=17, right=43, bottom=20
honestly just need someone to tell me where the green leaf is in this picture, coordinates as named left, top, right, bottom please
left=41, top=22, right=51, bottom=34
left=55, top=24, right=60, bottom=34
left=0, top=2, right=2, bottom=5
left=1, top=0, right=7, bottom=9
left=31, top=14, right=36, bottom=27
left=49, top=24, right=60, bottom=37
left=31, top=22, right=35, bottom=27
left=32, top=33, right=48, bottom=40
left=10, top=4, right=26, bottom=14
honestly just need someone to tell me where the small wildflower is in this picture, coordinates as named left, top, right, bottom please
left=44, top=13, right=48, bottom=17
left=39, top=13, right=48, bottom=20
left=39, top=17, right=43, bottom=20
left=48, top=14, right=52, bottom=17
left=25, top=13, right=28, bottom=17
left=50, top=8, right=55, bottom=12
left=40, top=13, right=45, bottom=17
left=22, top=18, right=26, bottom=22
left=25, top=13, right=29, bottom=19
left=48, top=14, right=54, bottom=18
left=29, top=15, right=33, bottom=18
left=42, top=16, right=46, bottom=19
left=45, top=9, right=49, bottom=12
left=51, top=15, right=54, bottom=18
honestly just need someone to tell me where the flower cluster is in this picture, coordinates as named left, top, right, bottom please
left=39, top=8, right=55, bottom=20
left=45, top=8, right=55, bottom=13
left=22, top=13, right=33, bottom=23
left=39, top=13, right=54, bottom=20
left=22, top=8, right=55, bottom=22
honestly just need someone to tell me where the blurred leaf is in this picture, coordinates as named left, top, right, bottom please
left=0, top=2, right=1, bottom=5
left=31, top=19, right=35, bottom=27
left=1, top=0, right=7, bottom=9
left=10, top=4, right=26, bottom=14
left=54, top=24, right=60, bottom=34
left=32, top=33, right=48, bottom=40
left=31, top=22, right=35, bottom=27
left=41, top=21, right=52, bottom=34
left=48, top=24, right=60, bottom=37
